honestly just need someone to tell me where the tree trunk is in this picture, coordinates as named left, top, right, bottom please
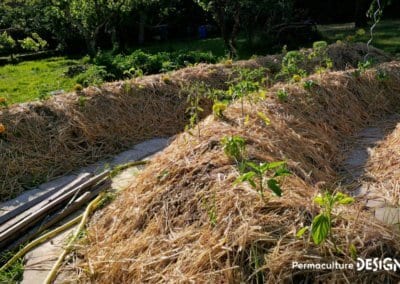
left=138, top=11, right=146, bottom=44
left=355, top=0, right=369, bottom=28
left=86, top=36, right=97, bottom=58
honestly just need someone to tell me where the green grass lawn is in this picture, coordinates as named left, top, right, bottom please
left=319, top=19, right=400, bottom=55
left=0, top=57, right=82, bottom=105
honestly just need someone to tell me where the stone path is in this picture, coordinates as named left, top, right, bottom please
left=0, top=137, right=170, bottom=284
left=342, top=114, right=400, bottom=224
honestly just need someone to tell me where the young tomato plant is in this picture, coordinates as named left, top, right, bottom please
left=227, top=67, right=266, bottom=121
left=181, top=82, right=210, bottom=139
left=235, top=161, right=290, bottom=198
left=297, top=192, right=354, bottom=245
left=221, top=135, right=246, bottom=164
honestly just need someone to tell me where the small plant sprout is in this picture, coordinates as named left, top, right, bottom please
left=276, top=89, right=288, bottom=101
left=376, top=69, right=389, bottom=82
left=292, top=74, right=301, bottom=82
left=256, top=112, right=271, bottom=126
left=73, top=83, right=83, bottom=93
left=78, top=95, right=87, bottom=108
left=358, top=59, right=372, bottom=73
left=221, top=135, right=246, bottom=164
left=277, top=50, right=307, bottom=80
left=310, top=41, right=333, bottom=74
left=181, top=82, right=209, bottom=139
left=227, top=67, right=266, bottom=122
left=297, top=192, right=354, bottom=245
left=202, top=193, right=217, bottom=227
left=212, top=100, right=228, bottom=119
left=303, top=80, right=315, bottom=90
left=235, top=161, right=290, bottom=198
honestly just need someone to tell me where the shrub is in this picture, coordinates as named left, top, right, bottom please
left=75, top=65, right=110, bottom=87
left=277, top=50, right=307, bottom=79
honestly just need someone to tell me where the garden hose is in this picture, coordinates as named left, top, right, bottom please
left=0, top=215, right=82, bottom=273
left=0, top=159, right=148, bottom=281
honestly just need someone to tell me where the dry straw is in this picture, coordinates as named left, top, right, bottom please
left=0, top=43, right=390, bottom=202
left=66, top=60, right=400, bottom=283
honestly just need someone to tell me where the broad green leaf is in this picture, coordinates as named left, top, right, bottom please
left=267, top=178, right=282, bottom=197
left=245, top=161, right=259, bottom=171
left=235, top=172, right=256, bottom=188
left=266, top=161, right=286, bottom=170
left=296, top=226, right=309, bottom=238
left=311, top=213, right=330, bottom=245
left=273, top=167, right=291, bottom=177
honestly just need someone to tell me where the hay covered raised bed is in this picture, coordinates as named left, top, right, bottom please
left=0, top=43, right=390, bottom=201
left=74, top=61, right=400, bottom=283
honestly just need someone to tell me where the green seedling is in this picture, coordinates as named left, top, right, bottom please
left=227, top=67, right=266, bottom=120
left=181, top=82, right=210, bottom=139
left=212, top=100, right=228, bottom=118
left=202, top=193, right=217, bottom=227
left=235, top=161, right=290, bottom=198
left=297, top=192, right=354, bottom=245
left=376, top=69, right=389, bottom=82
left=221, top=135, right=246, bottom=163
left=276, top=89, right=288, bottom=101
left=303, top=80, right=315, bottom=90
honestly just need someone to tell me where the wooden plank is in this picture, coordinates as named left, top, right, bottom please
left=0, top=173, right=92, bottom=226
left=1, top=178, right=111, bottom=253
left=0, top=171, right=109, bottom=250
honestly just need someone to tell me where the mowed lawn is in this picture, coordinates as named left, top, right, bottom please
left=0, top=57, right=81, bottom=105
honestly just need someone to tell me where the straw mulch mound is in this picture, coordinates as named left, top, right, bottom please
left=0, top=43, right=390, bottom=201
left=362, top=118, right=400, bottom=205
left=72, top=62, right=400, bottom=283
left=0, top=57, right=275, bottom=201
left=327, top=42, right=391, bottom=70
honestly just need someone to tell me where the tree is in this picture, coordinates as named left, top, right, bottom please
left=195, top=0, right=241, bottom=57
left=194, top=0, right=295, bottom=58
left=0, top=31, right=16, bottom=60
left=61, top=0, right=135, bottom=56
left=355, top=0, right=370, bottom=27
left=18, top=33, right=47, bottom=52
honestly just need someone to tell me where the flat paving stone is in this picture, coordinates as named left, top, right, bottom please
left=375, top=207, right=400, bottom=225
left=366, top=199, right=386, bottom=208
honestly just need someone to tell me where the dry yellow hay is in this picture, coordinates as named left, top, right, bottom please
left=360, top=118, right=400, bottom=205
left=68, top=62, right=400, bottom=283
left=0, top=43, right=390, bottom=201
